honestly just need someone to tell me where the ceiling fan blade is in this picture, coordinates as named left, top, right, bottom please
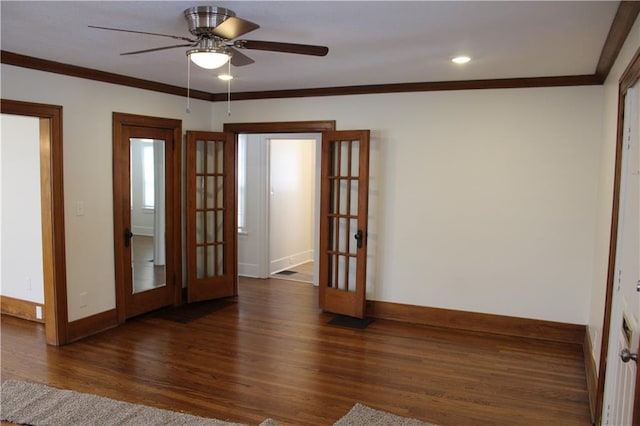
left=229, top=48, right=255, bottom=66
left=211, top=17, right=260, bottom=40
left=234, top=40, right=328, bottom=56
left=89, top=25, right=195, bottom=43
left=121, top=43, right=196, bottom=56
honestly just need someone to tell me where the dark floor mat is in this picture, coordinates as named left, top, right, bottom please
left=276, top=270, right=297, bottom=275
left=153, top=299, right=236, bottom=324
left=328, top=315, right=373, bottom=329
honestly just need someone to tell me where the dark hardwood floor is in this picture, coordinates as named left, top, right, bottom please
left=1, top=277, right=591, bottom=425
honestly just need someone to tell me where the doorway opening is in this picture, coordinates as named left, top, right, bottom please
left=225, top=121, right=337, bottom=295
left=0, top=100, right=67, bottom=346
left=237, top=133, right=321, bottom=286
left=225, top=121, right=373, bottom=319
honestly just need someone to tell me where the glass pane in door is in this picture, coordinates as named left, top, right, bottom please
left=326, top=139, right=361, bottom=293
left=194, top=139, right=226, bottom=279
left=130, top=138, right=166, bottom=293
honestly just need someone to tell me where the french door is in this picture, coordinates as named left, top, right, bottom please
left=185, top=131, right=237, bottom=302
left=318, top=130, right=370, bottom=318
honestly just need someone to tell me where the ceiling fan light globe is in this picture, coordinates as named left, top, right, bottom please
left=188, top=51, right=230, bottom=69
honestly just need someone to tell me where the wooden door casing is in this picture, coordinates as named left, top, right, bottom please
left=1, top=99, right=67, bottom=345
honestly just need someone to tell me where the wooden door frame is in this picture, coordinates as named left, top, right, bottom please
left=223, top=121, right=336, bottom=135
left=596, top=46, right=640, bottom=425
left=112, top=112, right=183, bottom=323
left=223, top=120, right=336, bottom=282
left=1, top=99, right=68, bottom=346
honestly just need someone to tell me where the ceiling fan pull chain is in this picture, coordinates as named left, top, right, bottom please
left=227, top=59, right=232, bottom=116
left=186, top=56, right=192, bottom=114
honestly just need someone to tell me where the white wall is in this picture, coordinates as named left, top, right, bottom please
left=269, top=138, right=315, bottom=274
left=1, top=64, right=216, bottom=321
left=0, top=114, right=45, bottom=304
left=1, top=62, right=606, bottom=325
left=589, top=15, right=640, bottom=370
left=215, top=86, right=603, bottom=324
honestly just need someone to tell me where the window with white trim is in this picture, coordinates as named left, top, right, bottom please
left=142, top=142, right=155, bottom=209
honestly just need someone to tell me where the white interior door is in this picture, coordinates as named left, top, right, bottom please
left=603, top=85, right=640, bottom=425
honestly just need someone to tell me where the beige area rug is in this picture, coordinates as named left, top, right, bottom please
left=1, top=380, right=436, bottom=425
left=334, top=403, right=437, bottom=426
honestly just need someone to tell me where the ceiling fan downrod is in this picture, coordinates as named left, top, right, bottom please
left=184, top=6, right=235, bottom=37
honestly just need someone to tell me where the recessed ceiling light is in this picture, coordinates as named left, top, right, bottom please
left=452, top=56, right=471, bottom=64
left=218, top=74, right=234, bottom=81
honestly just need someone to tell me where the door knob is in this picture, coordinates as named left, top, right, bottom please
left=620, top=348, right=638, bottom=363
left=354, top=230, right=364, bottom=249
left=124, top=228, right=134, bottom=248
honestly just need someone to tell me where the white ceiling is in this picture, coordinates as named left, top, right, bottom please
left=0, top=1, right=620, bottom=94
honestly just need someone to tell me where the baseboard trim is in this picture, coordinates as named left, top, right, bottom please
left=270, top=250, right=314, bottom=275
left=1, top=296, right=45, bottom=323
left=238, top=262, right=260, bottom=278
left=366, top=300, right=585, bottom=344
left=583, top=330, right=598, bottom=424
left=67, top=309, right=118, bottom=343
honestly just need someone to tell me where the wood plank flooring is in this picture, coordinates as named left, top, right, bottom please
left=1, top=277, right=591, bottom=426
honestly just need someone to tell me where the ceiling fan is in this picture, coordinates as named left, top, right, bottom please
left=89, top=5, right=329, bottom=70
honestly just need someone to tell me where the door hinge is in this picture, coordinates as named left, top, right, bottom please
left=616, top=269, right=622, bottom=291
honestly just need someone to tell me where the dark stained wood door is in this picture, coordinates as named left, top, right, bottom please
left=318, top=130, right=370, bottom=318
left=186, top=131, right=237, bottom=302
left=113, top=119, right=180, bottom=320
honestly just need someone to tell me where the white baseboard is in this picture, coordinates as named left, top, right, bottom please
left=270, top=250, right=313, bottom=274
left=132, top=225, right=153, bottom=237
left=238, top=263, right=260, bottom=278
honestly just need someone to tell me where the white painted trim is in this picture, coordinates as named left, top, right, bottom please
left=238, top=263, right=260, bottom=278
left=270, top=250, right=314, bottom=275
left=132, top=226, right=153, bottom=237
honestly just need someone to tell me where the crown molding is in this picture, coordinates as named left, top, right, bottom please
left=595, top=1, right=640, bottom=82
left=213, top=74, right=601, bottom=102
left=0, top=51, right=215, bottom=102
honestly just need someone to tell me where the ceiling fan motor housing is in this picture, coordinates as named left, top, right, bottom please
left=184, top=6, right=235, bottom=37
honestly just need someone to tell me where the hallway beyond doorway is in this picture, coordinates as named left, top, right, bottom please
left=271, top=261, right=314, bottom=283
